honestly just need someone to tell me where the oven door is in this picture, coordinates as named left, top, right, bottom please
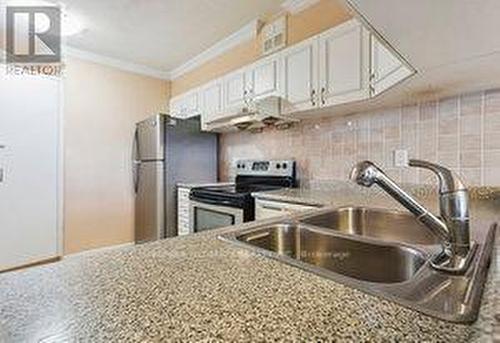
left=189, top=200, right=244, bottom=233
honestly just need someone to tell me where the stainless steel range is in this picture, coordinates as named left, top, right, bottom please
left=189, top=160, right=296, bottom=233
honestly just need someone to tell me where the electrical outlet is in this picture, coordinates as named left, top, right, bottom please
left=393, top=149, right=409, bottom=167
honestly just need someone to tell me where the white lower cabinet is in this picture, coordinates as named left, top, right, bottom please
left=177, top=187, right=191, bottom=236
left=255, top=198, right=320, bottom=220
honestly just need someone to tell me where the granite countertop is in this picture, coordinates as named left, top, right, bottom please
left=1, top=182, right=499, bottom=342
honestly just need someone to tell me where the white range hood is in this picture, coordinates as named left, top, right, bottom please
left=204, top=96, right=298, bottom=133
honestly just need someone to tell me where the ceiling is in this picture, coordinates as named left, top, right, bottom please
left=347, top=0, right=500, bottom=101
left=52, top=0, right=283, bottom=73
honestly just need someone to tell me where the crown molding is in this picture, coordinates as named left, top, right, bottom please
left=169, top=19, right=262, bottom=80
left=64, top=46, right=171, bottom=80
left=281, top=0, right=320, bottom=14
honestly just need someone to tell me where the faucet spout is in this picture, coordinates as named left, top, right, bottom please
left=350, top=161, right=450, bottom=242
left=350, top=160, right=476, bottom=274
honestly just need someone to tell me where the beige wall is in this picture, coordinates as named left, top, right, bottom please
left=219, top=89, right=500, bottom=187
left=171, top=0, right=352, bottom=97
left=63, top=57, right=170, bottom=254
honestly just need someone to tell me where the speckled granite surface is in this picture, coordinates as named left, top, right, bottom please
left=0, top=182, right=499, bottom=342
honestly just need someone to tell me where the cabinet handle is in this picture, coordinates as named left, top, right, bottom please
left=243, top=90, right=249, bottom=106
left=310, top=89, right=316, bottom=106
left=260, top=204, right=284, bottom=211
left=321, top=87, right=326, bottom=105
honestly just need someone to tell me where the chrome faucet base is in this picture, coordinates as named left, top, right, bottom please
left=430, top=242, right=478, bottom=274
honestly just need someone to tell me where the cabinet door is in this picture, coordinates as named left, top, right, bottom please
left=370, top=35, right=413, bottom=96
left=170, top=91, right=200, bottom=119
left=200, top=79, right=223, bottom=126
left=182, top=90, right=200, bottom=118
left=223, top=68, right=247, bottom=110
left=319, top=19, right=370, bottom=106
left=169, top=96, right=182, bottom=118
left=255, top=201, right=283, bottom=220
left=246, top=54, right=282, bottom=101
left=255, top=199, right=319, bottom=220
left=280, top=36, right=319, bottom=114
left=200, top=80, right=223, bottom=130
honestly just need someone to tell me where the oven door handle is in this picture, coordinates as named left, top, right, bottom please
left=191, top=197, right=239, bottom=207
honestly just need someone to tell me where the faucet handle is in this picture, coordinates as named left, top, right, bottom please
left=408, top=159, right=466, bottom=194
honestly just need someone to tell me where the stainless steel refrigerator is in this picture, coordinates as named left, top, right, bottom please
left=133, top=114, right=218, bottom=243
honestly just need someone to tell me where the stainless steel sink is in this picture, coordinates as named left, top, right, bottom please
left=299, top=207, right=440, bottom=245
left=219, top=206, right=497, bottom=323
left=238, top=224, right=426, bottom=283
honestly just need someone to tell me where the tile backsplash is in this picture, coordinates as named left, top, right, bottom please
left=219, top=89, right=500, bottom=186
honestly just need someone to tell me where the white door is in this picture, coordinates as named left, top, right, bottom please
left=0, top=71, right=60, bottom=271
left=223, top=68, right=248, bottom=111
left=246, top=54, right=282, bottom=101
left=370, top=34, right=413, bottom=96
left=280, top=36, right=319, bottom=114
left=319, top=19, right=370, bottom=106
left=200, top=79, right=223, bottom=127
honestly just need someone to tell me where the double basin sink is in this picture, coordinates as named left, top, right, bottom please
left=219, top=206, right=497, bottom=323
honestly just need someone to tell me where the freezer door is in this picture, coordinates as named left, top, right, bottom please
left=136, top=114, right=164, bottom=161
left=135, top=161, right=164, bottom=243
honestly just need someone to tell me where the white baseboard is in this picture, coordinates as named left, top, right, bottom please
left=64, top=242, right=135, bottom=259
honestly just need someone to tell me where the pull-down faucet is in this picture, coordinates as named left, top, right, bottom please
left=350, top=160, right=476, bottom=274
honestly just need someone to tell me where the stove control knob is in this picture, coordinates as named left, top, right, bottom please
left=276, top=163, right=281, bottom=169
left=282, top=163, right=288, bottom=169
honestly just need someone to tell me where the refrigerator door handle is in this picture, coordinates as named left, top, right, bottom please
left=133, top=161, right=140, bottom=194
left=132, top=129, right=140, bottom=194
left=132, top=128, right=140, bottom=162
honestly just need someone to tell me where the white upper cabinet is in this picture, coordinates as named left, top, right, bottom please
left=246, top=54, right=282, bottom=101
left=370, top=34, right=413, bottom=96
left=181, top=90, right=200, bottom=118
left=223, top=68, right=248, bottom=110
left=170, top=18, right=415, bottom=127
left=169, top=96, right=182, bottom=117
left=280, top=36, right=319, bottom=114
left=200, top=79, right=223, bottom=124
left=319, top=19, right=370, bottom=106
left=169, top=90, right=200, bottom=118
